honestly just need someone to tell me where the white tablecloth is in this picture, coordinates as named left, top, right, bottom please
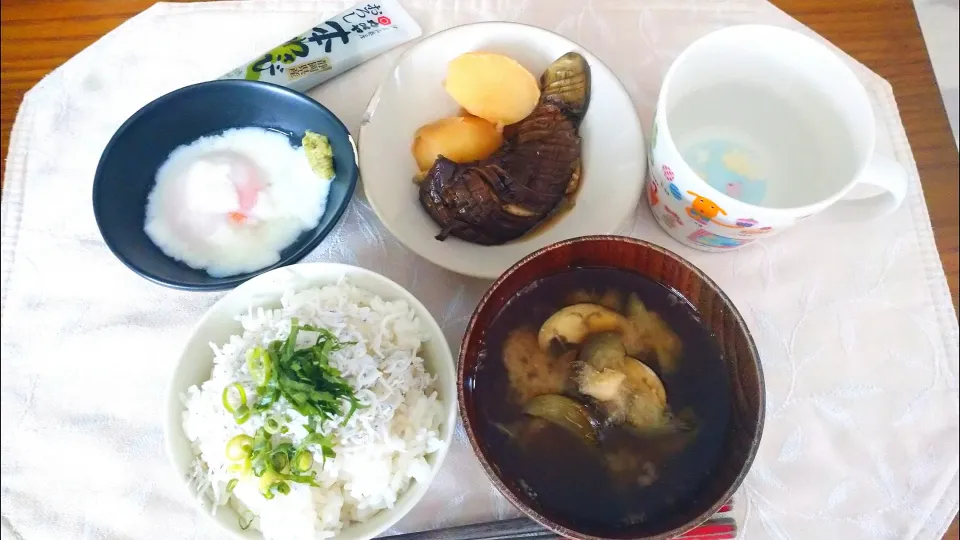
left=1, top=1, right=957, bottom=539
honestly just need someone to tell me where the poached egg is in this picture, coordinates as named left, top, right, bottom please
left=144, top=127, right=333, bottom=277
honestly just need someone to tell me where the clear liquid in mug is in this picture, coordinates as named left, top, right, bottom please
left=666, top=81, right=859, bottom=209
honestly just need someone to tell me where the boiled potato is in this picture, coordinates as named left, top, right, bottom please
left=444, top=52, right=541, bottom=126
left=412, top=116, right=503, bottom=171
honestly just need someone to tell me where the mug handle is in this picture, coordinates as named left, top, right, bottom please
left=834, top=153, right=907, bottom=220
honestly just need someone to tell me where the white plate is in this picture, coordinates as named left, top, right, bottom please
left=359, top=22, right=646, bottom=279
left=163, top=263, right=457, bottom=540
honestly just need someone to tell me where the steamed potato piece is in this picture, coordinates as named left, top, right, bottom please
left=502, top=329, right=575, bottom=403
left=444, top=52, right=541, bottom=126
left=412, top=116, right=504, bottom=171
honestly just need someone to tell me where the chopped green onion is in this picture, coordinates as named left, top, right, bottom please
left=300, top=430, right=337, bottom=467
left=259, top=470, right=284, bottom=499
left=269, top=450, right=289, bottom=472
left=246, top=347, right=273, bottom=387
left=239, top=513, right=254, bottom=530
left=251, top=459, right=268, bottom=478
left=254, top=426, right=272, bottom=446
left=282, top=471, right=319, bottom=486
left=303, top=431, right=333, bottom=447
left=233, top=404, right=251, bottom=425
left=221, top=383, right=247, bottom=413
left=225, top=434, right=254, bottom=462
left=259, top=469, right=279, bottom=486
left=263, top=414, right=283, bottom=435
left=272, top=441, right=294, bottom=456
left=225, top=478, right=239, bottom=493
left=234, top=425, right=326, bottom=498
left=249, top=427, right=272, bottom=477
left=228, top=317, right=363, bottom=504
left=227, top=457, right=252, bottom=477
left=292, top=449, right=314, bottom=473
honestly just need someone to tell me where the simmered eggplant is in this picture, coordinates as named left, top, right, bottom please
left=418, top=52, right=591, bottom=245
left=524, top=394, right=599, bottom=446
left=538, top=303, right=643, bottom=355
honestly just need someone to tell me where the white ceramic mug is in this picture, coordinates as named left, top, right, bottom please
left=647, top=24, right=907, bottom=252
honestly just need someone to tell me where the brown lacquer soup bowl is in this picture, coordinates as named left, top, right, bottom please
left=458, top=236, right=764, bottom=540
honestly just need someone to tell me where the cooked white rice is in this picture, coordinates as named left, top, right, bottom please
left=181, top=281, right=445, bottom=539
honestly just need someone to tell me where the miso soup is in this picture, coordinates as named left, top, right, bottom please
left=468, top=268, right=731, bottom=536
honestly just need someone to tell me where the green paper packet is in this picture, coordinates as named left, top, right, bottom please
left=221, top=0, right=421, bottom=93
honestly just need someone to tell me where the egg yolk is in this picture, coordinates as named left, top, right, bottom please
left=181, top=151, right=265, bottom=226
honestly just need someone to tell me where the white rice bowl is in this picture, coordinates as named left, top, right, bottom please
left=164, top=264, right=456, bottom=540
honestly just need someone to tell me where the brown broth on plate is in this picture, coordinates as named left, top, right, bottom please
left=468, top=267, right=731, bottom=536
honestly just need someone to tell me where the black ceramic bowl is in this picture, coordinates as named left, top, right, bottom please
left=92, top=80, right=359, bottom=291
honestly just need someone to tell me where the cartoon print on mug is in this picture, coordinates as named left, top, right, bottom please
left=685, top=139, right=768, bottom=205
left=687, top=228, right=753, bottom=249
left=648, top=180, right=660, bottom=206
left=739, top=225, right=774, bottom=236
left=685, top=191, right=726, bottom=225
left=729, top=217, right=772, bottom=236
left=661, top=205, right=684, bottom=229
left=656, top=163, right=683, bottom=201
left=643, top=25, right=910, bottom=253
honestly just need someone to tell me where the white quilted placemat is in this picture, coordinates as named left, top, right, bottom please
left=1, top=1, right=957, bottom=539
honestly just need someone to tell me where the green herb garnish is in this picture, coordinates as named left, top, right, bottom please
left=219, top=320, right=363, bottom=500
left=251, top=319, right=362, bottom=426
